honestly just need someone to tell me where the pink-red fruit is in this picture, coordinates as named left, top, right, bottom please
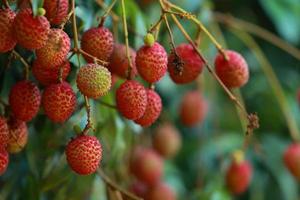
left=215, top=50, right=249, bottom=88
left=0, top=8, right=16, bottom=52
left=43, top=0, right=69, bottom=25
left=0, top=117, right=9, bottom=146
left=146, top=183, right=176, bottom=200
left=7, top=118, right=28, bottom=153
left=9, top=81, right=41, bottom=122
left=284, top=143, right=300, bottom=180
left=0, top=147, right=8, bottom=175
left=136, top=42, right=168, bottom=83
left=66, top=135, right=102, bottom=175
left=116, top=80, right=147, bottom=120
left=168, top=43, right=204, bottom=84
left=129, top=181, right=148, bottom=198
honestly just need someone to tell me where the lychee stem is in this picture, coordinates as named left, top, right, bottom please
left=99, top=0, right=117, bottom=27
left=12, top=50, right=30, bottom=80
left=2, top=0, right=9, bottom=8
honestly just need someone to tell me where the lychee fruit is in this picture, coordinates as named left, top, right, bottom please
left=108, top=44, right=137, bottom=79
left=43, top=0, right=69, bottom=25
left=129, top=181, right=148, bottom=198
left=145, top=183, right=176, bottom=200
left=76, top=64, right=111, bottom=99
left=7, top=118, right=28, bottom=154
left=225, top=151, right=252, bottom=195
left=179, top=91, right=208, bottom=127
left=153, top=123, right=181, bottom=159
left=283, top=143, right=300, bottom=180
left=0, top=117, right=9, bottom=146
left=0, top=146, right=8, bottom=175
left=134, top=89, right=162, bottom=127
left=36, top=29, right=71, bottom=68
left=9, top=81, right=41, bottom=122
left=42, top=82, right=76, bottom=122
left=130, top=147, right=163, bottom=186
left=81, top=26, right=114, bottom=63
left=116, top=80, right=147, bottom=120
left=13, top=8, right=50, bottom=50
left=168, top=43, right=204, bottom=84
left=136, top=42, right=168, bottom=83
left=214, top=50, right=249, bottom=88
left=66, top=135, right=102, bottom=175
left=0, top=8, right=16, bottom=52
left=32, top=60, right=71, bottom=86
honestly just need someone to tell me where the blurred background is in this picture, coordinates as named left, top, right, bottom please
left=1, top=0, right=300, bottom=199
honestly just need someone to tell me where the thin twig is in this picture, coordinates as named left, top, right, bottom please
left=99, top=0, right=117, bottom=26
left=12, top=50, right=30, bottom=80
left=2, top=0, right=9, bottom=8
left=72, top=48, right=109, bottom=66
left=60, top=10, right=74, bottom=29
left=98, top=100, right=117, bottom=109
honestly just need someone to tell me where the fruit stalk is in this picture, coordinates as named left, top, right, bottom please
left=2, top=0, right=9, bottom=8
left=99, top=0, right=117, bottom=27
left=12, top=50, right=30, bottom=80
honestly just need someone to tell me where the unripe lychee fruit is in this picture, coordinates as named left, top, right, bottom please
left=7, top=118, right=28, bottom=154
left=36, top=29, right=71, bottom=68
left=134, top=89, right=162, bottom=127
left=153, top=123, right=181, bottom=159
left=42, top=82, right=76, bottom=122
left=0, top=146, right=8, bottom=175
left=43, top=0, right=69, bottom=25
left=129, top=181, right=148, bottom=198
left=32, top=60, right=71, bottom=86
left=66, top=135, right=102, bottom=175
left=116, top=80, right=147, bottom=120
left=130, top=147, right=163, bottom=186
left=214, top=50, right=249, bottom=88
left=9, top=81, right=41, bottom=122
left=0, top=8, right=16, bottom=52
left=179, top=91, right=208, bottom=127
left=283, top=143, right=300, bottom=180
left=76, top=64, right=111, bottom=99
left=81, top=26, right=114, bottom=63
left=145, top=183, right=176, bottom=200
left=136, top=42, right=168, bottom=83
left=13, top=8, right=50, bottom=50
left=168, top=43, right=204, bottom=84
left=226, top=151, right=252, bottom=195
left=108, top=44, right=137, bottom=79
left=0, top=117, right=9, bottom=146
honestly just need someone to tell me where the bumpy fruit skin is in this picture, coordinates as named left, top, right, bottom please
left=81, top=27, right=114, bottom=63
left=153, top=123, right=181, bottom=159
left=0, top=146, right=8, bottom=175
left=146, top=183, right=176, bottom=200
left=32, top=60, right=71, bottom=86
left=42, top=82, right=76, bottom=122
left=66, top=135, right=102, bottom=175
left=130, top=147, right=163, bottom=186
left=116, top=80, right=147, bottom=120
left=180, top=91, right=208, bottom=127
left=136, top=42, right=168, bottom=83
left=134, top=89, right=162, bottom=127
left=226, top=160, right=252, bottom=195
left=283, top=143, right=300, bottom=180
left=0, top=9, right=16, bottom=52
left=0, top=117, right=9, bottom=146
left=168, top=43, right=204, bottom=84
left=9, top=81, right=41, bottom=122
left=7, top=118, right=28, bottom=154
left=76, top=64, right=112, bottom=99
left=36, top=29, right=71, bottom=68
left=108, top=44, right=137, bottom=79
left=215, top=50, right=249, bottom=88
left=13, top=8, right=50, bottom=50
left=44, top=0, right=69, bottom=25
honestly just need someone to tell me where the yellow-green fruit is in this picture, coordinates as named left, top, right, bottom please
left=76, top=64, right=112, bottom=99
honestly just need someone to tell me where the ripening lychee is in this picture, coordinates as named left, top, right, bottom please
left=179, top=91, right=208, bottom=127
left=0, top=8, right=16, bottom=52
left=134, top=89, right=162, bottom=127
left=32, top=60, right=71, bottom=86
left=116, top=80, right=147, bottom=120
left=129, top=180, right=148, bottom=198
left=36, top=29, right=71, bottom=68
left=0, top=146, right=8, bottom=175
left=17, top=0, right=30, bottom=9
left=76, top=64, right=111, bottom=99
left=81, top=26, right=114, bottom=63
left=108, top=44, right=137, bottom=79
left=153, top=123, right=181, bottom=159
left=168, top=43, right=204, bottom=84
left=130, top=147, right=163, bottom=186
left=42, top=82, right=76, bottom=122
left=226, top=151, right=252, bottom=195
left=145, top=183, right=176, bottom=200
left=43, top=0, right=69, bottom=25
left=66, top=135, right=102, bottom=175
left=283, top=143, right=300, bottom=180
left=136, top=42, right=168, bottom=83
left=0, top=117, right=9, bottom=146
left=7, top=118, right=28, bottom=154
left=13, top=8, right=50, bottom=50
left=9, top=81, right=41, bottom=122
left=214, top=50, right=249, bottom=88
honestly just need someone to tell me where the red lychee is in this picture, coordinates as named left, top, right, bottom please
left=7, top=118, right=28, bottom=154
left=43, top=0, right=69, bottom=25
left=0, top=8, right=16, bottom=52
left=145, top=183, right=176, bottom=200
left=283, top=143, right=300, bottom=180
left=129, top=180, right=148, bottom=198
left=0, top=117, right=9, bottom=146
left=0, top=146, right=8, bottom=175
